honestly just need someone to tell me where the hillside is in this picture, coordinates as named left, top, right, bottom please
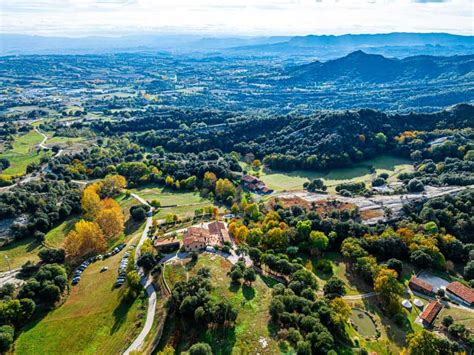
left=286, top=51, right=474, bottom=84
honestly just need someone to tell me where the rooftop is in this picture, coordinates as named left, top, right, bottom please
left=409, top=276, right=433, bottom=293
left=446, top=281, right=474, bottom=304
left=420, top=301, right=443, bottom=324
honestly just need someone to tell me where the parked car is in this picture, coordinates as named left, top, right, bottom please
left=100, top=267, right=108, bottom=272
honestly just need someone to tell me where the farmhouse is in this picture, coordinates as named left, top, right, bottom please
left=446, top=281, right=474, bottom=307
left=409, top=276, right=434, bottom=296
left=241, top=174, right=273, bottom=195
left=154, top=236, right=181, bottom=252
left=183, top=222, right=231, bottom=252
left=420, top=301, right=443, bottom=327
left=208, top=221, right=231, bottom=244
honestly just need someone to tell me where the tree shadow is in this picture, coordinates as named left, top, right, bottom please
left=185, top=258, right=197, bottom=271
left=228, top=282, right=241, bottom=293
left=110, top=294, right=134, bottom=334
left=124, top=218, right=141, bottom=235
left=242, top=285, right=255, bottom=300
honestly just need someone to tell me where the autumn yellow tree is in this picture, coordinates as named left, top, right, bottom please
left=100, top=174, right=127, bottom=197
left=95, top=198, right=125, bottom=239
left=374, top=267, right=404, bottom=315
left=81, top=184, right=102, bottom=220
left=64, top=220, right=106, bottom=258
left=329, top=297, right=351, bottom=326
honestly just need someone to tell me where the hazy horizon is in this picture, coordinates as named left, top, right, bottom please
left=1, top=0, right=473, bottom=37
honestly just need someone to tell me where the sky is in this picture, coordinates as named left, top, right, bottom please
left=1, top=0, right=472, bottom=37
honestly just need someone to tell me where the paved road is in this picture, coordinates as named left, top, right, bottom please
left=0, top=126, right=62, bottom=192
left=343, top=292, right=377, bottom=300
left=124, top=196, right=157, bottom=354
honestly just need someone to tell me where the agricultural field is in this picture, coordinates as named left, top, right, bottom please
left=242, top=155, right=413, bottom=193
left=14, top=228, right=146, bottom=355
left=0, top=130, right=51, bottom=176
left=160, top=253, right=279, bottom=354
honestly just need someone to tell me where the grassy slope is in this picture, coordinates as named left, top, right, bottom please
left=241, top=155, right=413, bottom=193
left=44, top=218, right=78, bottom=248
left=161, top=254, right=279, bottom=354
left=14, top=227, right=146, bottom=355
left=0, top=238, right=43, bottom=272
left=1, top=130, right=50, bottom=176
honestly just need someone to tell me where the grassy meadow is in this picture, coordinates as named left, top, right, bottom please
left=241, top=155, right=413, bottom=193
left=160, top=253, right=279, bottom=354
left=14, top=227, right=146, bottom=355
left=0, top=130, right=50, bottom=176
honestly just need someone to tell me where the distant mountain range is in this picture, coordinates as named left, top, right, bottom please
left=286, top=50, right=474, bottom=84
left=1, top=32, right=473, bottom=59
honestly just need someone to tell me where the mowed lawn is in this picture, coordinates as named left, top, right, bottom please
left=243, top=155, right=413, bottom=193
left=0, top=237, right=43, bottom=272
left=15, top=236, right=146, bottom=354
left=161, top=254, right=279, bottom=354
left=1, top=130, right=50, bottom=176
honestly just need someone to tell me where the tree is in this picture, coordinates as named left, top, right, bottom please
left=330, top=298, right=351, bottom=326
left=374, top=267, right=404, bottom=315
left=100, top=175, right=127, bottom=197
left=189, top=342, right=212, bottom=355
left=252, top=159, right=262, bottom=170
left=385, top=258, right=403, bottom=275
left=243, top=268, right=256, bottom=286
left=202, top=171, right=217, bottom=190
left=81, top=184, right=102, bottom=220
left=96, top=199, right=125, bottom=239
left=0, top=325, right=14, bottom=353
left=464, top=260, right=474, bottom=281
left=64, top=220, right=106, bottom=258
left=229, top=268, right=243, bottom=284
left=323, top=277, right=346, bottom=299
left=407, top=178, right=424, bottom=193
left=130, top=205, right=147, bottom=221
left=38, top=249, right=65, bottom=264
left=448, top=323, right=467, bottom=339
left=309, top=231, right=329, bottom=255
left=442, top=315, right=454, bottom=327
left=39, top=284, right=61, bottom=305
left=215, top=178, right=236, bottom=204
left=406, top=330, right=438, bottom=355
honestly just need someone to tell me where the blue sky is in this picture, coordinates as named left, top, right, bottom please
left=1, top=0, right=472, bottom=36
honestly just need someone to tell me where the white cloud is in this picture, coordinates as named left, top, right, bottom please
left=0, top=0, right=472, bottom=36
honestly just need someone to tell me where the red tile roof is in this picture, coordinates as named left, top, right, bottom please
left=420, top=301, right=443, bottom=324
left=446, top=281, right=474, bottom=304
left=409, top=276, right=433, bottom=294
left=241, top=175, right=258, bottom=183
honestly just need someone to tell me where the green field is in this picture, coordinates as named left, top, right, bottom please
left=304, top=252, right=372, bottom=296
left=0, top=237, right=44, bottom=272
left=130, top=186, right=218, bottom=219
left=15, top=228, right=146, bottom=355
left=1, top=130, right=50, bottom=176
left=435, top=306, right=474, bottom=330
left=160, top=254, right=279, bottom=354
left=350, top=309, right=377, bottom=338
left=241, top=155, right=413, bottom=193
left=44, top=218, right=78, bottom=248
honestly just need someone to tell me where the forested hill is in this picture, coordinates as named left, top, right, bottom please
left=95, top=104, right=474, bottom=172
left=286, top=51, right=474, bottom=84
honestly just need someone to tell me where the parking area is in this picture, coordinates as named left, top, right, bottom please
left=417, top=271, right=450, bottom=292
left=72, top=243, right=127, bottom=286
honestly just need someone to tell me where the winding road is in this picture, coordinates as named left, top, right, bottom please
left=124, top=195, right=157, bottom=354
